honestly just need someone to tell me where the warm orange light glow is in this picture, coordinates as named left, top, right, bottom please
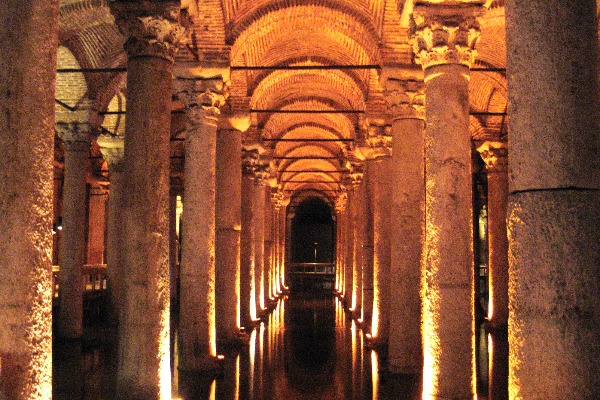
left=235, top=354, right=240, bottom=400
left=209, top=379, right=216, bottom=400
left=250, top=261, right=258, bottom=321
left=159, top=304, right=172, bottom=400
left=371, top=350, right=379, bottom=400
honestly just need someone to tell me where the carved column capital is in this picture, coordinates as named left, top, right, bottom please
left=176, top=78, right=228, bottom=135
left=356, top=125, right=393, bottom=160
left=409, top=5, right=483, bottom=70
left=97, top=134, right=125, bottom=172
left=110, top=1, right=186, bottom=61
left=385, top=79, right=425, bottom=120
left=476, top=141, right=508, bottom=173
left=56, top=121, right=93, bottom=152
left=270, top=187, right=285, bottom=209
left=335, top=192, right=348, bottom=213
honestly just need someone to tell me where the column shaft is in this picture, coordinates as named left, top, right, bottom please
left=0, top=1, right=58, bottom=397
left=371, top=158, right=392, bottom=343
left=87, top=187, right=107, bottom=264
left=253, top=181, right=266, bottom=312
left=118, top=50, right=173, bottom=400
left=388, top=116, right=425, bottom=372
left=506, top=1, right=600, bottom=397
left=344, top=191, right=355, bottom=307
left=216, top=128, right=242, bottom=344
left=57, top=139, right=89, bottom=339
left=361, top=164, right=374, bottom=324
left=240, top=173, right=255, bottom=326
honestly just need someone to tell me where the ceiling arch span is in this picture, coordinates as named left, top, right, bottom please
left=230, top=5, right=380, bottom=67
left=263, top=111, right=355, bottom=141
left=226, top=0, right=381, bottom=50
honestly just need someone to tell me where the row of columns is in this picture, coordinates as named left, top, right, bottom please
left=1, top=1, right=599, bottom=399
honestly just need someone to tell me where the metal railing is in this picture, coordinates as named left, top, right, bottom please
left=52, top=264, right=107, bottom=300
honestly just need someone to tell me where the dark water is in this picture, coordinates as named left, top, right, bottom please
left=53, top=293, right=506, bottom=399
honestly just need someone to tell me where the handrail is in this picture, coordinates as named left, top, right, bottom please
left=52, top=264, right=108, bottom=300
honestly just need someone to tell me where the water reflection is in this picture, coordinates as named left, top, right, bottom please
left=52, top=293, right=506, bottom=400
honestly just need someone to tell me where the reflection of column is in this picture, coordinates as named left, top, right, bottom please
left=477, top=141, right=508, bottom=328
left=0, top=2, right=57, bottom=396
left=98, top=134, right=125, bottom=326
left=506, top=1, right=600, bottom=397
left=109, top=3, right=184, bottom=397
left=370, top=158, right=391, bottom=343
left=216, top=126, right=242, bottom=344
left=56, top=122, right=91, bottom=339
left=177, top=77, right=226, bottom=372
left=410, top=4, right=482, bottom=398
left=385, top=77, right=425, bottom=372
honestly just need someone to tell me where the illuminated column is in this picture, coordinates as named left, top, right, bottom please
left=240, top=154, right=256, bottom=327
left=334, top=193, right=348, bottom=294
left=177, top=77, right=226, bottom=373
left=343, top=188, right=356, bottom=307
left=253, top=178, right=266, bottom=313
left=385, top=77, right=425, bottom=372
left=263, top=188, right=273, bottom=302
left=352, top=178, right=367, bottom=317
left=279, top=200, right=289, bottom=290
left=87, top=185, right=106, bottom=264
left=361, top=161, right=374, bottom=325
left=109, top=2, right=183, bottom=397
left=0, top=2, right=57, bottom=397
left=476, top=141, right=508, bottom=328
left=505, top=1, right=600, bottom=397
left=370, top=157, right=392, bottom=343
left=98, top=134, right=125, bottom=326
left=56, top=122, right=92, bottom=339
left=410, top=4, right=482, bottom=398
left=216, top=125, right=242, bottom=345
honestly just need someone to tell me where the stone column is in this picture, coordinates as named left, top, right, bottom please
left=177, top=77, right=226, bottom=373
left=0, top=2, right=58, bottom=397
left=361, top=162, right=374, bottom=325
left=87, top=185, right=107, bottom=264
left=241, top=149, right=257, bottom=326
left=370, top=157, right=392, bottom=344
left=263, top=189, right=273, bottom=303
left=109, top=3, right=184, bottom=398
left=98, top=134, right=125, bottom=326
left=253, top=179, right=266, bottom=313
left=56, top=122, right=92, bottom=339
left=344, top=188, right=356, bottom=308
left=476, top=141, right=508, bottom=328
left=216, top=126, right=242, bottom=345
left=334, top=193, right=348, bottom=295
left=385, top=77, right=425, bottom=372
left=505, top=1, right=600, bottom=398
left=410, top=4, right=482, bottom=398
left=351, top=180, right=366, bottom=317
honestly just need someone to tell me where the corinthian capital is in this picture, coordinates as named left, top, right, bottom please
left=110, top=1, right=186, bottom=61
left=409, top=5, right=483, bottom=69
left=56, top=121, right=93, bottom=151
left=385, top=79, right=425, bottom=120
left=476, top=141, right=507, bottom=173
left=176, top=78, right=228, bottom=127
left=97, top=134, right=125, bottom=172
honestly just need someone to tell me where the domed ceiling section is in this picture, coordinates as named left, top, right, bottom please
left=228, top=0, right=384, bottom=202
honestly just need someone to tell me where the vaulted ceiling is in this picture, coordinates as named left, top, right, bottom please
left=55, top=0, right=510, bottom=205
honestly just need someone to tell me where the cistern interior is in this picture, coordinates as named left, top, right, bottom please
left=1, top=1, right=600, bottom=400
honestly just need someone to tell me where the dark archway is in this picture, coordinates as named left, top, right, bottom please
left=289, top=197, right=335, bottom=263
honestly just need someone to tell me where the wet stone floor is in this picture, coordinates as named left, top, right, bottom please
left=53, top=292, right=505, bottom=399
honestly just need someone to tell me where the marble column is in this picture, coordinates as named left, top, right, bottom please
left=0, top=2, right=58, bottom=397
left=410, top=4, right=482, bottom=398
left=241, top=151, right=257, bottom=326
left=87, top=185, right=107, bottom=264
left=334, top=193, right=348, bottom=295
left=263, top=189, right=273, bottom=303
left=216, top=126, right=242, bottom=345
left=344, top=189, right=356, bottom=308
left=361, top=162, right=374, bottom=325
left=109, top=3, right=184, bottom=398
left=351, top=181, right=366, bottom=317
left=385, top=77, right=425, bottom=372
left=506, top=1, right=600, bottom=397
left=56, top=122, right=92, bottom=339
left=98, top=134, right=125, bottom=326
left=177, top=77, right=226, bottom=372
left=370, top=157, right=392, bottom=344
left=253, top=179, right=266, bottom=313
left=477, top=141, right=508, bottom=328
